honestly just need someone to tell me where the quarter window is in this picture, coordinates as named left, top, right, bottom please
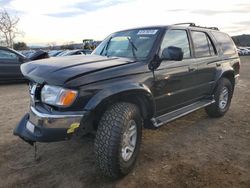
left=212, top=31, right=235, bottom=55
left=191, top=31, right=216, bottom=58
left=160, top=30, right=191, bottom=59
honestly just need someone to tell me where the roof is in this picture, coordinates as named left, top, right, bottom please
left=117, top=23, right=220, bottom=33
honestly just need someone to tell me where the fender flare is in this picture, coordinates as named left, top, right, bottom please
left=215, top=67, right=234, bottom=81
left=84, top=83, right=155, bottom=116
left=213, top=67, right=235, bottom=91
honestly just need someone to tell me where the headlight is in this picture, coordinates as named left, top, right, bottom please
left=41, top=85, right=78, bottom=107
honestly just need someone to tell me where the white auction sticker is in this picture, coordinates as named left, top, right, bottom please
left=137, top=29, right=158, bottom=35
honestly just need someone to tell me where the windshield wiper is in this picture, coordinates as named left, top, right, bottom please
left=100, top=37, right=112, bottom=56
left=127, top=37, right=138, bottom=60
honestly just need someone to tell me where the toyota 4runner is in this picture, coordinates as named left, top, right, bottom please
left=14, top=23, right=240, bottom=178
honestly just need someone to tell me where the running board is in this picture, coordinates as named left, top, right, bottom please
left=151, top=99, right=215, bottom=128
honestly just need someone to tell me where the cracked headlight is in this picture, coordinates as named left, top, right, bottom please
left=41, top=85, right=77, bottom=107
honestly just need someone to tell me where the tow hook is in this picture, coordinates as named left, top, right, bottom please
left=33, top=142, right=41, bottom=161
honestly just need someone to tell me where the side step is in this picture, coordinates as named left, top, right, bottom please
left=151, top=99, right=215, bottom=128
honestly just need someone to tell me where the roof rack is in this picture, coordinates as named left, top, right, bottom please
left=173, top=23, right=219, bottom=31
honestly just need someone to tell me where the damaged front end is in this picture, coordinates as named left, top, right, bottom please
left=13, top=83, right=87, bottom=145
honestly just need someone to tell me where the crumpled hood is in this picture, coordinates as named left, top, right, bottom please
left=21, top=55, right=135, bottom=86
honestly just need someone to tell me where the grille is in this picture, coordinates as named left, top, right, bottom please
left=29, top=82, right=41, bottom=105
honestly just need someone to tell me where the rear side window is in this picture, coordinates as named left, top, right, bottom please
left=191, top=31, right=216, bottom=58
left=160, top=29, right=191, bottom=58
left=212, top=32, right=235, bottom=55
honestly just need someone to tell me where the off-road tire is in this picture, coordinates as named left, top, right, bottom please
left=94, top=102, right=142, bottom=179
left=205, top=78, right=233, bottom=117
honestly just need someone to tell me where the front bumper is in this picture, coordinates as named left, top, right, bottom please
left=13, top=106, right=87, bottom=144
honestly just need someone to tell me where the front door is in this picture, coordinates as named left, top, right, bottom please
left=0, top=49, right=23, bottom=81
left=152, top=29, right=199, bottom=116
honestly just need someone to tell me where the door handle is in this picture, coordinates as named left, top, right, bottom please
left=216, top=63, right=221, bottom=67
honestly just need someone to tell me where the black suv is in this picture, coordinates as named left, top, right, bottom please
left=14, top=23, right=240, bottom=178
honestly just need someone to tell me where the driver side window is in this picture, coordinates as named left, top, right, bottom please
left=160, top=30, right=191, bottom=59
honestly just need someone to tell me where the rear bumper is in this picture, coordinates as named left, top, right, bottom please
left=13, top=106, right=87, bottom=144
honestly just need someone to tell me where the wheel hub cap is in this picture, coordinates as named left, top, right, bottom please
left=219, top=87, right=229, bottom=110
left=121, top=120, right=137, bottom=161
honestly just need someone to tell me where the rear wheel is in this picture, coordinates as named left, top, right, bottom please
left=205, top=78, right=233, bottom=117
left=94, top=102, right=142, bottom=179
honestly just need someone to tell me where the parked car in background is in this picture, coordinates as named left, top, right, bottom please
left=246, top=47, right=250, bottom=54
left=57, top=49, right=92, bottom=57
left=238, top=47, right=250, bottom=56
left=20, top=50, right=36, bottom=58
left=29, top=50, right=49, bottom=61
left=237, top=48, right=242, bottom=56
left=48, top=50, right=64, bottom=57
left=0, top=46, right=29, bottom=82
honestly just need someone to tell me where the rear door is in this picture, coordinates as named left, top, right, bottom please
left=190, top=30, right=218, bottom=98
left=0, top=49, right=23, bottom=81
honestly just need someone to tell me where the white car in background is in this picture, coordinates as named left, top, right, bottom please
left=238, top=47, right=250, bottom=55
left=237, top=48, right=242, bottom=55
left=246, top=47, right=250, bottom=53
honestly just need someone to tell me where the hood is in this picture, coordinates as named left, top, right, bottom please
left=21, top=55, right=136, bottom=86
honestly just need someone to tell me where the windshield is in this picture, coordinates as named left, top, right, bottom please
left=93, top=28, right=160, bottom=59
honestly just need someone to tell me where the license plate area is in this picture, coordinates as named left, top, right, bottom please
left=26, top=121, right=35, bottom=133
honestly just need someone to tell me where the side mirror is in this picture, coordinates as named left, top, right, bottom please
left=161, top=46, right=184, bottom=61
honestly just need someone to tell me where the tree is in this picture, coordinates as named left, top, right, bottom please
left=0, top=9, right=20, bottom=48
left=47, top=42, right=57, bottom=50
left=13, top=42, right=28, bottom=50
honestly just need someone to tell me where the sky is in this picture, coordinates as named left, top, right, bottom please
left=1, top=0, right=250, bottom=46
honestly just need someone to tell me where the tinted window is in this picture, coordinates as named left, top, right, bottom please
left=161, top=30, right=191, bottom=58
left=212, top=32, right=235, bottom=55
left=192, top=31, right=216, bottom=58
left=0, top=50, right=18, bottom=60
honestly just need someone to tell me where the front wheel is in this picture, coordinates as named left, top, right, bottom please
left=94, top=102, right=142, bottom=179
left=205, top=78, right=233, bottom=117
